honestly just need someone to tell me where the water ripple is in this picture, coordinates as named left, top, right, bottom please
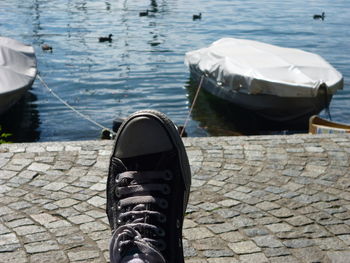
left=0, top=0, right=349, bottom=141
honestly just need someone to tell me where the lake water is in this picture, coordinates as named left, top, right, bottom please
left=1, top=0, right=350, bottom=142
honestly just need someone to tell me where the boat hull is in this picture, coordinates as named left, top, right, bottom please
left=190, top=67, right=332, bottom=124
left=0, top=86, right=32, bottom=115
left=0, top=37, right=37, bottom=115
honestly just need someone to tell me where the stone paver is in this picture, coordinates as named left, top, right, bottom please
left=1, top=134, right=350, bottom=262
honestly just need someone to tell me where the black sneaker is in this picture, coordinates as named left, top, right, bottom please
left=106, top=110, right=191, bottom=263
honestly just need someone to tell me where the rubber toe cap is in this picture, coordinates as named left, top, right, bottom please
left=115, top=116, right=173, bottom=158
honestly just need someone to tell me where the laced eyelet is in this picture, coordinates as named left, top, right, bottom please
left=162, top=185, right=171, bottom=195
left=159, top=199, right=168, bottom=209
left=158, top=213, right=166, bottom=223
left=164, top=170, right=173, bottom=181
left=156, top=227, right=165, bottom=237
left=115, top=188, right=121, bottom=197
left=158, top=240, right=167, bottom=251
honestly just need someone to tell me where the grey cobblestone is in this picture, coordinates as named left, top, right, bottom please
left=269, top=207, right=294, bottom=218
left=0, top=135, right=349, bottom=262
left=252, top=235, right=283, bottom=248
left=24, top=240, right=59, bottom=254
left=264, top=247, right=291, bottom=257
left=29, top=251, right=68, bottom=263
left=67, top=250, right=100, bottom=261
left=0, top=250, right=27, bottom=263
left=293, top=247, right=330, bottom=263
left=202, top=249, right=234, bottom=258
left=23, top=232, right=52, bottom=243
left=239, top=252, right=269, bottom=263
left=283, top=238, right=315, bottom=248
left=14, top=225, right=47, bottom=236
left=265, top=222, right=293, bottom=233
left=327, top=251, right=350, bottom=262
left=228, top=240, right=261, bottom=254
left=285, top=215, right=313, bottom=226
left=0, top=233, right=20, bottom=247
left=219, top=231, right=245, bottom=243
left=314, top=237, right=349, bottom=250
left=243, top=227, right=269, bottom=237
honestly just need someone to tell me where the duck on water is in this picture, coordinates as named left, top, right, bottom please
left=193, top=13, right=201, bottom=20
left=313, top=12, right=325, bottom=20
left=99, top=34, right=113, bottom=42
left=139, top=10, right=149, bottom=16
left=42, top=44, right=53, bottom=52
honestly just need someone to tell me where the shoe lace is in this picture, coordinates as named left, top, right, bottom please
left=110, top=170, right=173, bottom=263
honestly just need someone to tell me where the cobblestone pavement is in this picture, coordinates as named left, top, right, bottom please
left=1, top=134, right=350, bottom=262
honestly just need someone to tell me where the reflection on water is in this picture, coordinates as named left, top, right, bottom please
left=185, top=78, right=241, bottom=136
left=0, top=91, right=40, bottom=143
left=186, top=78, right=309, bottom=136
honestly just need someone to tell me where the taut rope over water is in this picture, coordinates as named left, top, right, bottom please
left=180, top=74, right=204, bottom=137
left=37, top=74, right=116, bottom=137
left=38, top=73, right=205, bottom=138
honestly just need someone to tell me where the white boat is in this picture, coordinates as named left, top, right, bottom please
left=0, top=37, right=37, bottom=115
left=185, top=38, right=343, bottom=124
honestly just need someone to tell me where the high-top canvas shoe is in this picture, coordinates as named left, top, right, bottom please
left=106, top=110, right=191, bottom=263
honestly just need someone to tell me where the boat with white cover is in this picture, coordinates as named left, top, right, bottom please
left=185, top=38, right=343, bottom=123
left=0, top=37, right=37, bottom=115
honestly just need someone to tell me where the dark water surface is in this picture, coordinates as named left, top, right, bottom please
left=1, top=0, right=349, bottom=141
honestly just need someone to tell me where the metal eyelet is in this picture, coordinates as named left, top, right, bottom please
left=158, top=240, right=167, bottom=251
left=162, top=185, right=171, bottom=195
left=158, top=213, right=166, bottom=223
left=117, top=218, right=123, bottom=224
left=156, top=227, right=165, bottom=237
left=117, top=202, right=122, bottom=210
left=115, top=188, right=121, bottom=197
left=159, top=199, right=168, bottom=209
left=164, top=170, right=173, bottom=181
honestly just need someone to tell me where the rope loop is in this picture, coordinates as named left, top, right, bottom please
left=319, top=83, right=332, bottom=121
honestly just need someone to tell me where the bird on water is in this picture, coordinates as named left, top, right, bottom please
left=193, top=13, right=202, bottom=20
left=99, top=34, right=113, bottom=42
left=313, top=12, right=325, bottom=20
left=139, top=10, right=149, bottom=16
left=42, top=44, right=53, bottom=52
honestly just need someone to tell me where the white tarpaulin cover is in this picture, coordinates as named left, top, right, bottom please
left=185, top=38, right=343, bottom=97
left=0, top=36, right=37, bottom=93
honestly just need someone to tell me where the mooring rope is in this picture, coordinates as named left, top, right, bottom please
left=320, top=83, right=332, bottom=121
left=38, top=73, right=205, bottom=138
left=37, top=74, right=116, bottom=136
left=180, top=74, right=204, bottom=137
